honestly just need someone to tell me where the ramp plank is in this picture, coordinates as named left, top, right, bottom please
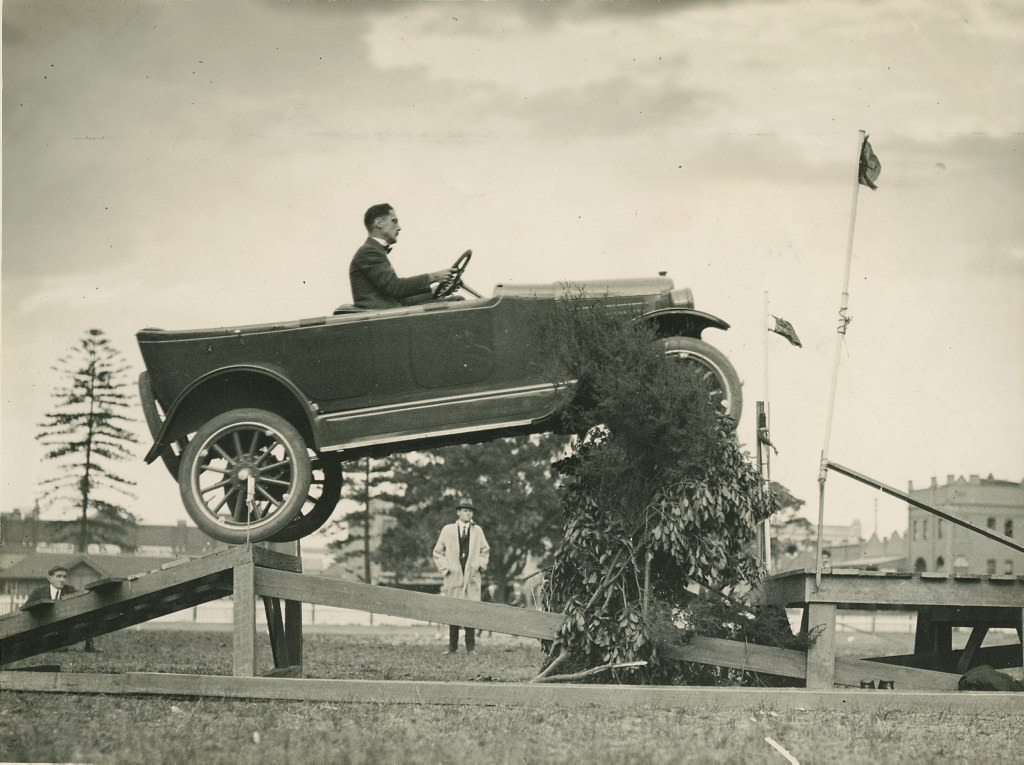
left=253, top=568, right=564, bottom=640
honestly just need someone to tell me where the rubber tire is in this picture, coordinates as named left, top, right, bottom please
left=265, top=456, right=343, bottom=543
left=662, top=336, right=743, bottom=426
left=138, top=371, right=183, bottom=479
left=178, top=408, right=312, bottom=544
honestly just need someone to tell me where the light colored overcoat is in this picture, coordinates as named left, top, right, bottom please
left=432, top=522, right=489, bottom=600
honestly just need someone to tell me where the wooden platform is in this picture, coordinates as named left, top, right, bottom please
left=760, top=569, right=1024, bottom=689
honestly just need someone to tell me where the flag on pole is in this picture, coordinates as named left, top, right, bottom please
left=769, top=316, right=802, bottom=347
left=858, top=135, right=881, bottom=189
left=758, top=423, right=778, bottom=456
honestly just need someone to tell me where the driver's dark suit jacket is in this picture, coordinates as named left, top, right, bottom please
left=349, top=238, right=434, bottom=309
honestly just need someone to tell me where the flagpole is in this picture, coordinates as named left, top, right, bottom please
left=816, top=129, right=866, bottom=587
left=762, top=292, right=772, bottom=572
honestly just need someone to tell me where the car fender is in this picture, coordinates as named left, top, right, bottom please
left=143, top=364, right=317, bottom=464
left=641, top=307, right=730, bottom=339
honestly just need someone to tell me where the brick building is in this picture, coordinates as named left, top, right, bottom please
left=906, top=474, right=1023, bottom=575
left=0, top=508, right=224, bottom=611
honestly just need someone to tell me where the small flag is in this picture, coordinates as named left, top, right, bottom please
left=758, top=425, right=778, bottom=456
left=859, top=135, right=881, bottom=190
left=769, top=316, right=802, bottom=347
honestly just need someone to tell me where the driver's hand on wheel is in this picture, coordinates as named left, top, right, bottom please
left=429, top=267, right=457, bottom=285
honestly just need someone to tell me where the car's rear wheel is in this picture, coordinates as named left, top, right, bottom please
left=662, top=336, right=743, bottom=425
left=138, top=372, right=185, bottom=479
left=179, top=408, right=312, bottom=544
left=265, top=456, right=343, bottom=542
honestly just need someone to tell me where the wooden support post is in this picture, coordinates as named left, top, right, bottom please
left=956, top=627, right=989, bottom=674
left=1018, top=607, right=1023, bottom=671
left=805, top=603, right=836, bottom=689
left=256, top=539, right=302, bottom=671
left=285, top=599, right=303, bottom=671
left=233, top=561, right=257, bottom=677
left=914, top=608, right=954, bottom=670
left=262, top=597, right=287, bottom=669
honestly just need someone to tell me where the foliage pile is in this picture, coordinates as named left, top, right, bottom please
left=36, top=329, right=139, bottom=551
left=540, top=297, right=778, bottom=683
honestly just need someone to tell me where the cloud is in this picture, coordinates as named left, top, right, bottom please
left=368, top=1, right=1024, bottom=139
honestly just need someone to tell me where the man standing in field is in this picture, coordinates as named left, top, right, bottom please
left=433, top=500, right=489, bottom=654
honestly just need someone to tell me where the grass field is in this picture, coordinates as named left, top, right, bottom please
left=1, top=626, right=1020, bottom=764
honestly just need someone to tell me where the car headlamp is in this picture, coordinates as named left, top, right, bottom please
left=669, top=287, right=694, bottom=308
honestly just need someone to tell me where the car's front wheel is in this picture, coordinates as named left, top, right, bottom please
left=179, top=408, right=312, bottom=544
left=662, top=336, right=743, bottom=425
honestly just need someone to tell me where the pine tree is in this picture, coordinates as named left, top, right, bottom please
left=36, top=329, right=140, bottom=552
left=327, top=457, right=401, bottom=583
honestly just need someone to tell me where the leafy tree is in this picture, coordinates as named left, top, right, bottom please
left=377, top=434, right=568, bottom=601
left=540, top=296, right=780, bottom=683
left=768, top=481, right=812, bottom=556
left=769, top=481, right=805, bottom=516
left=36, top=329, right=139, bottom=552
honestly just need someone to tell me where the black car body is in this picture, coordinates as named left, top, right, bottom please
left=138, top=275, right=741, bottom=544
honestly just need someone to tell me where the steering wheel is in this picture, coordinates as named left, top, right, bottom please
left=432, top=249, right=472, bottom=299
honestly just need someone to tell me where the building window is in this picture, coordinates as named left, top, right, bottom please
left=1005, top=520, right=1014, bottom=538
left=937, top=520, right=943, bottom=539
left=914, top=557, right=927, bottom=573
left=986, top=559, right=996, bottom=575
left=912, top=520, right=918, bottom=540
left=986, top=517, right=996, bottom=530
left=935, top=556, right=945, bottom=571
left=922, top=519, right=928, bottom=540
left=1005, top=560, right=1014, bottom=575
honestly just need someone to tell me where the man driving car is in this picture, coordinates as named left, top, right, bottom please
left=349, top=203, right=456, bottom=309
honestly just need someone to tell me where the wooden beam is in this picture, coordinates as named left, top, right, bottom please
left=262, top=597, right=287, bottom=669
left=233, top=562, right=257, bottom=678
left=761, top=570, right=1024, bottom=609
left=957, top=628, right=989, bottom=674
left=664, top=636, right=961, bottom=691
left=805, top=603, right=836, bottom=689
left=284, top=599, right=303, bottom=671
left=4, top=671, right=1017, bottom=713
left=827, top=462, right=1024, bottom=553
left=252, top=569, right=564, bottom=640
left=864, top=643, right=1023, bottom=673
left=663, top=637, right=806, bottom=680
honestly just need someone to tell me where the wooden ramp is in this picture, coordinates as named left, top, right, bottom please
left=1, top=545, right=562, bottom=675
left=5, top=546, right=1021, bottom=702
left=0, top=546, right=299, bottom=666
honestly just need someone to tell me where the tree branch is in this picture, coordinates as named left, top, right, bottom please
left=532, top=660, right=647, bottom=684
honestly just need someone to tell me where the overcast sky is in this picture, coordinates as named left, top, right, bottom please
left=3, top=0, right=1022, bottom=539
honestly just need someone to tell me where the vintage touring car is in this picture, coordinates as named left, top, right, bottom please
left=138, top=254, right=742, bottom=544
